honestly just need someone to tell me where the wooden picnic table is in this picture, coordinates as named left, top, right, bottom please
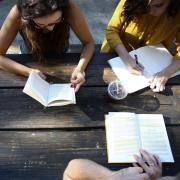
left=0, top=52, right=179, bottom=179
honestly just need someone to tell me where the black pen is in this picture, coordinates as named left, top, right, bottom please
left=134, top=54, right=139, bottom=64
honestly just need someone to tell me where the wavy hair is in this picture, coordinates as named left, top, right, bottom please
left=119, top=0, right=179, bottom=49
left=17, top=0, right=70, bottom=63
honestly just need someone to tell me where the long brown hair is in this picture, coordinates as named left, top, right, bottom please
left=119, top=0, right=180, bottom=48
left=17, top=0, right=70, bottom=63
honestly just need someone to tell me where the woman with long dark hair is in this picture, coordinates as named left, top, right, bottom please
left=101, top=0, right=180, bottom=92
left=0, top=0, right=94, bottom=92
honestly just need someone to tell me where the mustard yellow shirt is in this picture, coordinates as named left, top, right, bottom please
left=101, top=0, right=180, bottom=60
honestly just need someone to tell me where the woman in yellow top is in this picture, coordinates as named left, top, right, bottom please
left=101, top=0, right=180, bottom=92
left=0, top=0, right=94, bottom=92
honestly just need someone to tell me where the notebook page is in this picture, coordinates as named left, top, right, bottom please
left=48, top=83, right=75, bottom=106
left=108, top=44, right=180, bottom=94
left=23, top=71, right=49, bottom=106
left=105, top=113, right=140, bottom=163
left=134, top=44, right=173, bottom=76
left=138, top=114, right=174, bottom=162
left=108, top=57, right=149, bottom=93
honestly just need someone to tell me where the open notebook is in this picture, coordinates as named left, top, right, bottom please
left=23, top=71, right=76, bottom=107
left=105, top=112, right=174, bottom=163
left=108, top=44, right=180, bottom=93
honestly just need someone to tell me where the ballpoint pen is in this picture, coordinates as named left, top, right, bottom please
left=128, top=43, right=139, bottom=65
left=134, top=54, right=139, bottom=64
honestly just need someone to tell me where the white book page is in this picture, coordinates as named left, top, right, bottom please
left=47, top=83, right=75, bottom=106
left=23, top=71, right=49, bottom=106
left=138, top=114, right=174, bottom=162
left=105, top=113, right=140, bottom=163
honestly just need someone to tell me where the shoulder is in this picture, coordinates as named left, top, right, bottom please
left=68, top=0, right=81, bottom=15
left=69, top=0, right=79, bottom=8
left=112, top=0, right=126, bottom=16
left=6, top=5, right=21, bottom=27
left=67, top=0, right=84, bottom=23
left=116, top=0, right=126, bottom=10
left=9, top=5, right=21, bottom=21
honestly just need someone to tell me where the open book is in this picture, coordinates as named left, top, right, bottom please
left=23, top=71, right=76, bottom=107
left=105, top=112, right=174, bottom=163
left=108, top=44, right=180, bottom=93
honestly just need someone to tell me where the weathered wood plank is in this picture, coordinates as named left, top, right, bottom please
left=0, top=53, right=179, bottom=87
left=0, top=86, right=179, bottom=129
left=0, top=128, right=179, bottom=179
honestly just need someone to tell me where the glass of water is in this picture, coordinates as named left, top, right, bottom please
left=108, top=80, right=128, bottom=100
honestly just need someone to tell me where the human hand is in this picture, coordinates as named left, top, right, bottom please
left=133, top=149, right=162, bottom=180
left=71, top=69, right=85, bottom=93
left=124, top=56, right=144, bottom=75
left=109, top=167, right=149, bottom=180
left=149, top=71, right=170, bottom=92
left=30, top=69, right=46, bottom=80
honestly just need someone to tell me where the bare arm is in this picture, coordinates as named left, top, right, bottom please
left=68, top=0, right=95, bottom=73
left=104, top=0, right=144, bottom=75
left=63, top=159, right=148, bottom=180
left=0, top=5, right=32, bottom=77
left=67, top=0, right=95, bottom=92
left=63, top=159, right=112, bottom=180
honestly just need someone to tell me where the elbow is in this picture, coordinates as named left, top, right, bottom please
left=0, top=57, right=4, bottom=70
left=83, top=36, right=95, bottom=47
left=82, top=37, right=95, bottom=53
left=90, top=38, right=95, bottom=51
left=105, top=27, right=114, bottom=39
left=63, top=159, right=85, bottom=180
left=0, top=50, right=6, bottom=56
left=105, top=28, right=115, bottom=45
left=0, top=55, right=5, bottom=69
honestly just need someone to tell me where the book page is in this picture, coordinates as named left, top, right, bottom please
left=47, top=83, right=76, bottom=106
left=23, top=71, right=49, bottom=106
left=105, top=113, right=141, bottom=163
left=138, top=114, right=174, bottom=162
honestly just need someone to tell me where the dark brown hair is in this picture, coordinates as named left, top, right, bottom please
left=119, top=0, right=180, bottom=48
left=17, top=0, right=70, bottom=63
left=121, top=0, right=179, bottom=24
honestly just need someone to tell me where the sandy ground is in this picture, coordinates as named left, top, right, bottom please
left=0, top=0, right=118, bottom=53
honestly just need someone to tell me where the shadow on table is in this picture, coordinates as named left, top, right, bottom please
left=77, top=92, right=160, bottom=122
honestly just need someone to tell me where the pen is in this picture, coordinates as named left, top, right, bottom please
left=134, top=54, right=139, bottom=64
left=128, top=43, right=139, bottom=65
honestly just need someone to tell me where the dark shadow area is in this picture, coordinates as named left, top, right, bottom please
left=159, top=86, right=174, bottom=96
left=77, top=93, right=160, bottom=122
left=167, top=75, right=180, bottom=86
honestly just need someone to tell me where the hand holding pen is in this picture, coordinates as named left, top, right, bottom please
left=124, top=54, right=144, bottom=75
left=133, top=54, right=144, bottom=74
left=123, top=43, right=144, bottom=75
